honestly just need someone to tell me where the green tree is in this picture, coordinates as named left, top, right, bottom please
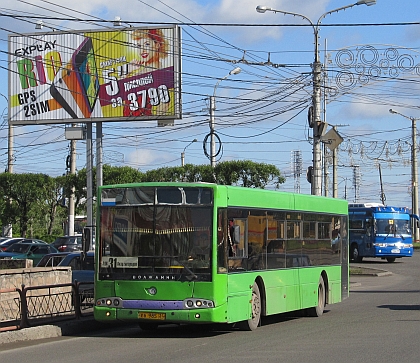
left=141, top=160, right=284, bottom=188
left=0, top=173, right=50, bottom=237
left=42, top=175, right=68, bottom=235
left=102, top=164, right=143, bottom=185
left=214, top=160, right=285, bottom=188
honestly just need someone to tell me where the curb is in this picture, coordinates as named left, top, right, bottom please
left=350, top=266, right=392, bottom=277
left=0, top=317, right=108, bottom=346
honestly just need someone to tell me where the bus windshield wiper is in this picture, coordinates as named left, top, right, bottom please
left=175, top=256, right=198, bottom=281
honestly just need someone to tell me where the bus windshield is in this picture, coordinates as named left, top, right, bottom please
left=99, top=186, right=213, bottom=281
left=375, top=218, right=411, bottom=236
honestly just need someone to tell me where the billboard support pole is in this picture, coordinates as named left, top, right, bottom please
left=95, top=122, right=103, bottom=249
left=86, top=123, right=93, bottom=250
left=68, top=136, right=76, bottom=236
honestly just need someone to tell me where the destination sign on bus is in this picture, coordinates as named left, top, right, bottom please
left=101, top=256, right=139, bottom=268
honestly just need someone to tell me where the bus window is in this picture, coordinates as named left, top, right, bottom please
left=217, top=209, right=228, bottom=273
left=303, top=221, right=316, bottom=239
left=287, top=221, right=301, bottom=239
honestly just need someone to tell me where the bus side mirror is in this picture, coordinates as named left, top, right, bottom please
left=410, top=214, right=419, bottom=222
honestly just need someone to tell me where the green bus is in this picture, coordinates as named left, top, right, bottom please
left=94, top=182, right=349, bottom=330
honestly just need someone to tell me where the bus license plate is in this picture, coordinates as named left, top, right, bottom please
left=138, top=312, right=166, bottom=320
left=391, top=249, right=400, bottom=254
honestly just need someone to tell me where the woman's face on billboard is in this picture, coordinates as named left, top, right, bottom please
left=135, top=36, right=160, bottom=65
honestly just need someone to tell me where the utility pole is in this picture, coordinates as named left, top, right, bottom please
left=1, top=93, right=13, bottom=237
left=378, top=163, right=386, bottom=205
left=413, top=116, right=418, bottom=242
left=332, top=142, right=338, bottom=198
left=65, top=124, right=86, bottom=236
left=256, top=1, right=376, bottom=195
left=352, top=165, right=360, bottom=203
left=209, top=96, right=216, bottom=168
left=322, top=125, right=344, bottom=198
left=389, top=109, right=419, bottom=242
left=209, top=67, right=241, bottom=167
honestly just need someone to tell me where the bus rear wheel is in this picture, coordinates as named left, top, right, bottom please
left=307, top=276, right=325, bottom=317
left=238, top=282, right=261, bottom=331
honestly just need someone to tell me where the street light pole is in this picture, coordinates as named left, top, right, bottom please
left=389, top=109, right=419, bottom=243
left=181, top=139, right=198, bottom=167
left=209, top=67, right=241, bottom=167
left=256, top=0, right=376, bottom=195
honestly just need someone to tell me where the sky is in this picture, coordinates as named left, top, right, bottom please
left=0, top=0, right=419, bottom=209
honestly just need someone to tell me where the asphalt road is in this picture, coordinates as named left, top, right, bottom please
left=1, top=253, right=419, bottom=363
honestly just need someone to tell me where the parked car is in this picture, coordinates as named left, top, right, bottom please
left=57, top=252, right=95, bottom=303
left=57, top=251, right=95, bottom=282
left=0, top=242, right=59, bottom=265
left=51, top=235, right=83, bottom=252
left=0, top=237, right=25, bottom=251
left=0, top=238, right=48, bottom=252
left=36, top=252, right=70, bottom=267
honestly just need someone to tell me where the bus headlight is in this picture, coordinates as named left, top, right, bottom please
left=183, top=298, right=214, bottom=309
left=97, top=297, right=123, bottom=307
left=374, top=243, right=387, bottom=247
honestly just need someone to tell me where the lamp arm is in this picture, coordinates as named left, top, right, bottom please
left=316, top=3, right=358, bottom=27
left=213, top=75, right=229, bottom=97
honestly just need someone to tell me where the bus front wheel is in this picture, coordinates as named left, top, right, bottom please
left=238, top=282, right=261, bottom=331
left=351, top=244, right=363, bottom=263
left=307, top=276, right=325, bottom=317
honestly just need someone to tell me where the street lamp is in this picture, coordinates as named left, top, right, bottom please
left=389, top=108, right=419, bottom=242
left=209, top=67, right=241, bottom=167
left=181, top=139, right=198, bottom=167
left=256, top=0, right=376, bottom=195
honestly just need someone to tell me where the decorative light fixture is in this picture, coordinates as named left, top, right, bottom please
left=113, top=16, right=122, bottom=27
left=35, top=20, right=43, bottom=30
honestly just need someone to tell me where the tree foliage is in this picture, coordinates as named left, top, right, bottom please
left=142, top=160, right=285, bottom=188
left=0, top=160, right=285, bottom=237
left=0, top=173, right=50, bottom=237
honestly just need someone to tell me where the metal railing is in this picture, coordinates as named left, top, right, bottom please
left=0, top=281, right=93, bottom=332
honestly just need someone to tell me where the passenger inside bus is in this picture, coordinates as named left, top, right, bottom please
left=385, top=223, right=396, bottom=234
left=190, top=232, right=210, bottom=261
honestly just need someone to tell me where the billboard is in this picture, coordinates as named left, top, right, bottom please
left=8, top=26, right=181, bottom=125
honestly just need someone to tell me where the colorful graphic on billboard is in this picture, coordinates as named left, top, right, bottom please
left=8, top=26, right=181, bottom=124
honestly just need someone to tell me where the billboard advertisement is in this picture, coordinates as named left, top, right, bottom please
left=8, top=26, right=181, bottom=125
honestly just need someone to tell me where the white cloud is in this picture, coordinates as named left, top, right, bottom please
left=125, top=148, right=174, bottom=170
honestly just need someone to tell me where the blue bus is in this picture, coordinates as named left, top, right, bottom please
left=348, top=203, right=416, bottom=263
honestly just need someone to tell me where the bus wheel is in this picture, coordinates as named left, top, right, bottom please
left=386, top=257, right=396, bottom=263
left=139, top=322, right=159, bottom=331
left=238, top=282, right=261, bottom=331
left=351, top=244, right=363, bottom=263
left=308, top=276, right=325, bottom=317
